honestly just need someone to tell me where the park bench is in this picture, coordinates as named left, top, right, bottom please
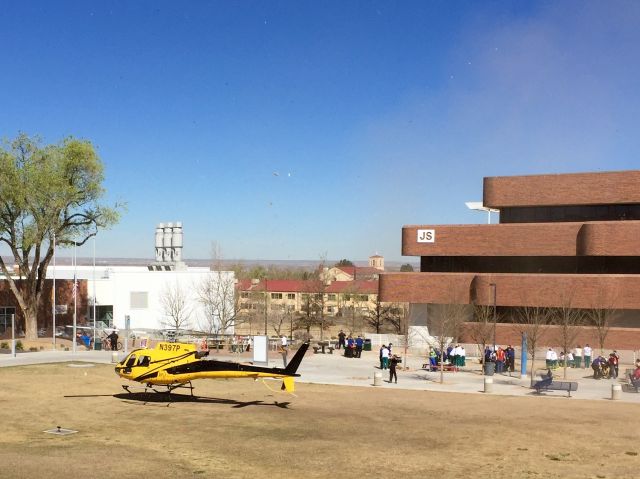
left=533, top=376, right=578, bottom=397
left=422, top=362, right=456, bottom=372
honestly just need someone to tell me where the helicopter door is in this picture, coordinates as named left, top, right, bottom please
left=123, top=354, right=137, bottom=373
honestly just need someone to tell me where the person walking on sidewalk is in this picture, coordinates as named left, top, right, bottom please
left=389, top=354, right=399, bottom=383
left=381, top=345, right=390, bottom=370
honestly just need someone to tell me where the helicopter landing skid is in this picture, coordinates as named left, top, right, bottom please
left=122, top=382, right=194, bottom=396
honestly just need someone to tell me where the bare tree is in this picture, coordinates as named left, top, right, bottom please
left=296, top=256, right=330, bottom=340
left=341, top=282, right=365, bottom=335
left=587, top=289, right=619, bottom=353
left=513, top=305, right=552, bottom=385
left=551, top=297, right=586, bottom=379
left=389, top=303, right=411, bottom=370
left=468, top=304, right=497, bottom=369
left=364, top=297, right=392, bottom=333
left=160, top=281, right=192, bottom=335
left=430, top=302, right=469, bottom=384
left=196, top=242, right=242, bottom=351
left=295, top=291, right=320, bottom=340
left=386, top=303, right=408, bottom=335
left=267, top=305, right=287, bottom=337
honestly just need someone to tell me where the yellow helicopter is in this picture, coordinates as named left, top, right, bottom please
left=115, top=340, right=309, bottom=396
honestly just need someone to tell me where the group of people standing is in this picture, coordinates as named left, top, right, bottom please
left=545, top=344, right=593, bottom=369
left=591, top=351, right=620, bottom=379
left=484, top=345, right=515, bottom=373
left=337, top=330, right=365, bottom=358
left=379, top=343, right=399, bottom=383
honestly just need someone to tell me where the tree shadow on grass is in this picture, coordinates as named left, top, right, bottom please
left=110, top=392, right=291, bottom=409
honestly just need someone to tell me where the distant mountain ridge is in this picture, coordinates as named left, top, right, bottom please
left=2, top=256, right=418, bottom=271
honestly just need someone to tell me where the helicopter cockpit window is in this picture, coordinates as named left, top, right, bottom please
left=125, top=354, right=137, bottom=368
left=137, top=355, right=151, bottom=367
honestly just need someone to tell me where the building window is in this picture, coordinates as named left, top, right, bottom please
left=240, top=292, right=249, bottom=299
left=327, top=294, right=336, bottom=301
left=271, top=293, right=283, bottom=300
left=130, top=292, right=149, bottom=309
left=287, top=293, right=295, bottom=300
left=0, top=307, right=16, bottom=334
left=357, top=295, right=369, bottom=301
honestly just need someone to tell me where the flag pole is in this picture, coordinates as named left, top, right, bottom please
left=72, top=241, right=77, bottom=354
left=52, top=232, right=56, bottom=350
left=92, top=236, right=96, bottom=348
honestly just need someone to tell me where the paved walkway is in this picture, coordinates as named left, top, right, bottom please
left=2, top=347, right=638, bottom=403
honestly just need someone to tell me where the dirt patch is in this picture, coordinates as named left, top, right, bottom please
left=0, top=363, right=638, bottom=478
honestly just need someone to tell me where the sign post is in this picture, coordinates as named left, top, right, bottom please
left=253, top=335, right=268, bottom=366
left=11, top=313, right=16, bottom=357
left=124, top=315, right=130, bottom=355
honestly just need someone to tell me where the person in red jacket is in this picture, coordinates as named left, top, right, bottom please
left=608, top=353, right=619, bottom=379
left=495, top=347, right=506, bottom=374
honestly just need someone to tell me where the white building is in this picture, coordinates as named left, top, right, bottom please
left=51, top=265, right=235, bottom=332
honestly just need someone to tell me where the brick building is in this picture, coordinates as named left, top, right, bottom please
left=379, top=171, right=640, bottom=349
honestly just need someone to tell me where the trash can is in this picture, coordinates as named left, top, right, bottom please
left=94, top=338, right=102, bottom=351
left=363, top=339, right=372, bottom=351
left=483, top=361, right=495, bottom=376
left=344, top=347, right=353, bottom=358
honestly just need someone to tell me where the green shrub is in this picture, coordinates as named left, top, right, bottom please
left=29, top=347, right=38, bottom=352
left=0, top=342, right=8, bottom=349
left=15, top=340, right=24, bottom=351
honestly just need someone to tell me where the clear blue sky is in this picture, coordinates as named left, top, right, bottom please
left=2, top=1, right=639, bottom=262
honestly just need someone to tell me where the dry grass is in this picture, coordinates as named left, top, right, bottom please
left=0, top=362, right=638, bottom=478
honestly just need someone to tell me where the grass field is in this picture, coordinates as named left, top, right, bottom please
left=0, top=362, right=638, bottom=478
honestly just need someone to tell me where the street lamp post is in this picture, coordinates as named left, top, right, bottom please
left=263, top=278, right=268, bottom=336
left=465, top=202, right=500, bottom=224
left=490, top=283, right=497, bottom=349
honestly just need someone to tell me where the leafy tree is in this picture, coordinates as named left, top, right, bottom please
left=399, top=263, right=414, bottom=272
left=0, top=133, right=121, bottom=340
left=335, top=259, right=354, bottom=267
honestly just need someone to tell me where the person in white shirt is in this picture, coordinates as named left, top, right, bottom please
left=566, top=351, right=574, bottom=368
left=452, top=345, right=460, bottom=368
left=381, top=345, right=390, bottom=370
left=573, top=345, right=582, bottom=369
left=280, top=335, right=288, bottom=367
left=545, top=348, right=553, bottom=368
left=583, top=344, right=593, bottom=369
left=550, top=349, right=558, bottom=369
left=460, top=346, right=466, bottom=367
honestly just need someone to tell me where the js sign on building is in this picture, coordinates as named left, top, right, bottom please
left=417, top=229, right=435, bottom=243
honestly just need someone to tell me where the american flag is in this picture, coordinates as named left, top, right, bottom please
left=72, top=275, right=78, bottom=299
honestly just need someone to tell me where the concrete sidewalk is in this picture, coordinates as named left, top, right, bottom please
left=2, top=347, right=638, bottom=403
